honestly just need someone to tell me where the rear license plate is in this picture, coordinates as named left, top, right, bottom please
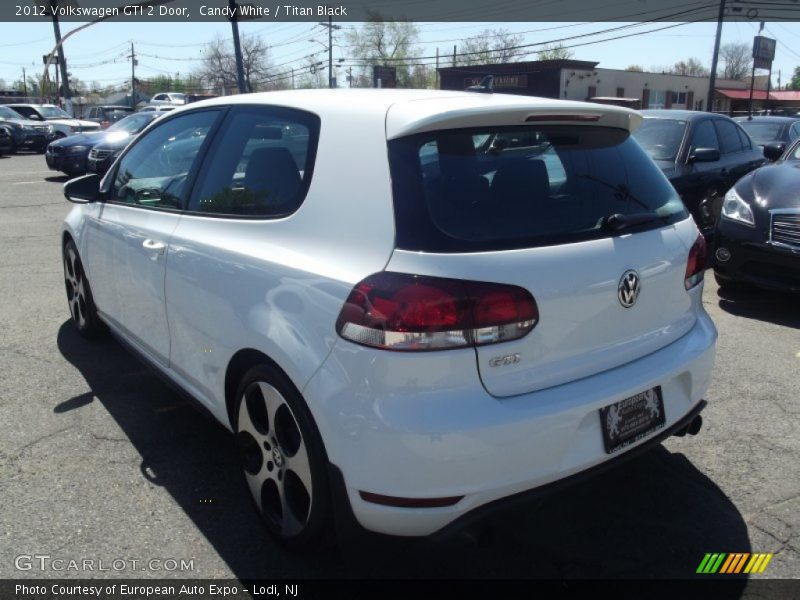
left=600, top=387, right=665, bottom=454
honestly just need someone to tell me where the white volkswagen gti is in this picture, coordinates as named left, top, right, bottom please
left=61, top=90, right=717, bottom=549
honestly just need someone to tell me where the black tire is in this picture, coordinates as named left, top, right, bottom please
left=714, top=272, right=752, bottom=292
left=63, top=239, right=106, bottom=338
left=234, top=363, right=331, bottom=550
left=9, top=138, right=17, bottom=154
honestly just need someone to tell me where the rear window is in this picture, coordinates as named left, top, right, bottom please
left=389, top=125, right=688, bottom=252
left=737, top=121, right=783, bottom=144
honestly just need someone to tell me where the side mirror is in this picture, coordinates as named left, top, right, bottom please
left=688, top=147, right=720, bottom=163
left=63, top=173, right=100, bottom=204
left=29, top=114, right=43, bottom=121
left=763, top=142, right=785, bottom=161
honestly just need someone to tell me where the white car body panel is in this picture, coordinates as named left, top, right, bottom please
left=61, top=89, right=717, bottom=538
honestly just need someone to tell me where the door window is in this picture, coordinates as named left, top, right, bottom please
left=715, top=119, right=744, bottom=154
left=187, top=106, right=320, bottom=217
left=689, top=120, right=719, bottom=153
left=110, top=110, right=220, bottom=209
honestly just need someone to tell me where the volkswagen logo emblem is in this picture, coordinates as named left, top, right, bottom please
left=618, top=270, right=641, bottom=308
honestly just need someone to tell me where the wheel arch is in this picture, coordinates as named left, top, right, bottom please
left=224, top=348, right=299, bottom=430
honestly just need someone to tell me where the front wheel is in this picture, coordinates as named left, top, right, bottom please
left=234, top=364, right=331, bottom=550
left=63, top=240, right=106, bottom=338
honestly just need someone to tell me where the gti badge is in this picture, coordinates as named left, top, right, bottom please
left=489, top=353, right=521, bottom=368
left=618, top=269, right=641, bottom=308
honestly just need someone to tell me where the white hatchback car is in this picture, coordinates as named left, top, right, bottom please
left=61, top=90, right=717, bottom=549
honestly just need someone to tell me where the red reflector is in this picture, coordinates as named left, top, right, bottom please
left=359, top=491, right=463, bottom=508
left=525, top=114, right=601, bottom=122
left=684, top=234, right=707, bottom=289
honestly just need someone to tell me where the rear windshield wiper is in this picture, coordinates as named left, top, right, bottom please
left=579, top=174, right=649, bottom=211
left=601, top=212, right=668, bottom=231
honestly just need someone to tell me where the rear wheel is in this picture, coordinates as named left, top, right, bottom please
left=63, top=240, right=105, bottom=338
left=234, top=364, right=330, bottom=550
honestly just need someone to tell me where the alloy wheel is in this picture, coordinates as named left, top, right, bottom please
left=64, top=245, right=87, bottom=329
left=237, top=381, right=313, bottom=538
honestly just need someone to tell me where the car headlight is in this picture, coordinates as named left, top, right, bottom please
left=46, top=124, right=54, bottom=135
left=721, top=187, right=755, bottom=227
left=67, top=145, right=88, bottom=154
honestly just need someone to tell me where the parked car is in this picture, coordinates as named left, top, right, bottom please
left=47, top=111, right=162, bottom=177
left=6, top=103, right=101, bottom=138
left=149, top=92, right=186, bottom=106
left=84, top=105, right=134, bottom=129
left=734, top=115, right=800, bottom=160
left=714, top=137, right=800, bottom=292
left=0, top=124, right=12, bottom=155
left=84, top=111, right=163, bottom=176
left=0, top=105, right=56, bottom=152
left=633, top=110, right=766, bottom=237
left=61, top=90, right=716, bottom=549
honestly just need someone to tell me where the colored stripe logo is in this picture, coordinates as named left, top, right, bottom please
left=696, top=553, right=774, bottom=574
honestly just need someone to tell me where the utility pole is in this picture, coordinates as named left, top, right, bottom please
left=291, top=68, right=295, bottom=89
left=435, top=48, right=439, bottom=89
left=707, top=0, right=726, bottom=113
left=319, top=16, right=341, bottom=88
left=228, top=0, right=246, bottom=93
left=128, top=42, right=138, bottom=109
left=348, top=66, right=353, bottom=88
left=453, top=45, right=456, bottom=67
left=22, top=67, right=27, bottom=97
left=48, top=0, right=71, bottom=109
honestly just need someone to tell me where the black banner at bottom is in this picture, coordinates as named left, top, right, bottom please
left=3, top=578, right=800, bottom=600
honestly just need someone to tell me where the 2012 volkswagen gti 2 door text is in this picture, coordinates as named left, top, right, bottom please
left=61, top=90, right=717, bottom=549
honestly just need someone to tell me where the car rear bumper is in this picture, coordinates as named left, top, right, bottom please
left=714, top=218, right=800, bottom=293
left=304, top=308, right=717, bottom=536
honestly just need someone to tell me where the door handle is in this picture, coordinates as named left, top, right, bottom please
left=142, top=239, right=167, bottom=254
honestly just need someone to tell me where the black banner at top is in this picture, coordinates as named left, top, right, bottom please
left=4, top=0, right=800, bottom=22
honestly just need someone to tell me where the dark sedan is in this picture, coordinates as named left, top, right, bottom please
left=734, top=115, right=800, bottom=160
left=633, top=110, right=766, bottom=237
left=46, top=111, right=161, bottom=177
left=714, top=138, right=800, bottom=292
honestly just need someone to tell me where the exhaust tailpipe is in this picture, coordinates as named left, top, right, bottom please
left=673, top=413, right=703, bottom=438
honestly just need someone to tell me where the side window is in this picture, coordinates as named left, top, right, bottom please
left=715, top=119, right=744, bottom=154
left=187, top=106, right=320, bottom=217
left=111, top=110, right=220, bottom=209
left=790, top=122, right=800, bottom=140
left=153, top=94, right=165, bottom=101
left=736, top=125, right=752, bottom=150
left=689, top=120, right=719, bottom=153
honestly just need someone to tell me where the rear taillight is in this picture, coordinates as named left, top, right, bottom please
left=685, top=235, right=707, bottom=290
left=336, top=272, right=538, bottom=351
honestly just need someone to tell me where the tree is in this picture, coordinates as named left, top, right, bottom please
left=718, top=42, right=752, bottom=81
left=344, top=10, right=420, bottom=88
left=196, top=33, right=273, bottom=93
left=537, top=43, right=573, bottom=61
left=790, top=65, right=800, bottom=91
left=626, top=65, right=644, bottom=72
left=671, top=57, right=709, bottom=77
left=457, top=28, right=525, bottom=65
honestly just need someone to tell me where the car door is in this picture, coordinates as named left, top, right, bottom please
left=83, top=109, right=222, bottom=366
left=678, top=118, right=725, bottom=231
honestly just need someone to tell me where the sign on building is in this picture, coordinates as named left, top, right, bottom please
left=752, top=36, right=776, bottom=70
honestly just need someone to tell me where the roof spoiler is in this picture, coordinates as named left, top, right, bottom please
left=466, top=75, right=493, bottom=94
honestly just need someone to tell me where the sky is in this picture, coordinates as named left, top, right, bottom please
left=1, top=19, right=799, bottom=92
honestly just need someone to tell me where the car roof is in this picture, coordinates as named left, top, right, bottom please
left=641, top=109, right=728, bottom=121
left=179, top=89, right=642, bottom=138
left=733, top=115, right=798, bottom=123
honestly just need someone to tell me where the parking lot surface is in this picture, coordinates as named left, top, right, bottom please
left=1, top=153, right=798, bottom=581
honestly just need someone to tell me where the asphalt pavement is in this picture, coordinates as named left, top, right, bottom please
left=0, top=153, right=798, bottom=584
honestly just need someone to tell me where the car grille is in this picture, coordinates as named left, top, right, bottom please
left=771, top=211, right=800, bottom=249
left=33, top=125, right=49, bottom=133
left=89, top=147, right=112, bottom=160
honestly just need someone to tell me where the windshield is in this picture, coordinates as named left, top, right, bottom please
left=737, top=121, right=783, bottom=144
left=632, top=118, right=687, bottom=161
left=37, top=106, right=72, bottom=119
left=389, top=125, right=688, bottom=252
left=787, top=140, right=800, bottom=162
left=0, top=106, right=23, bottom=119
left=169, top=93, right=185, bottom=101
left=108, top=113, right=155, bottom=133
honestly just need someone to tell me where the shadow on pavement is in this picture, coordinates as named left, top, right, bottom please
left=57, top=320, right=749, bottom=589
left=45, top=175, right=71, bottom=183
left=717, top=286, right=800, bottom=329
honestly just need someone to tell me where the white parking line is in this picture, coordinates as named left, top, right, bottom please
left=13, top=181, right=47, bottom=185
